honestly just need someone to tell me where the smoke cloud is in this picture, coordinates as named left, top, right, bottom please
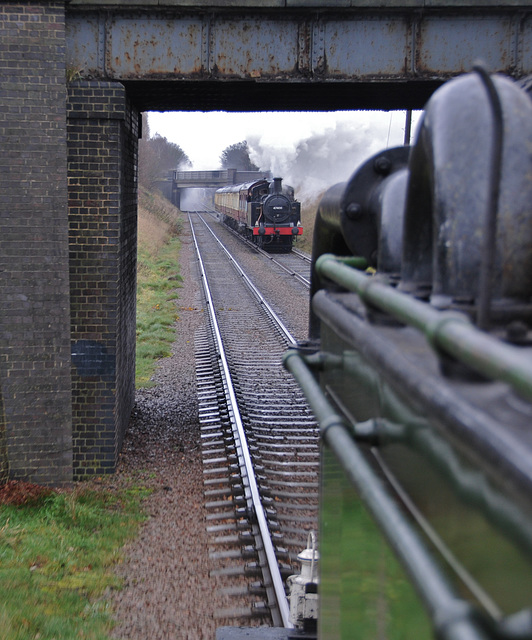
left=247, top=115, right=402, bottom=205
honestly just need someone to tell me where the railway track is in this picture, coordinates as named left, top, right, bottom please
left=256, top=246, right=311, bottom=289
left=188, top=212, right=319, bottom=629
left=197, top=207, right=311, bottom=288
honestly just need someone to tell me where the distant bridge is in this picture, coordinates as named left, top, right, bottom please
left=168, top=169, right=273, bottom=207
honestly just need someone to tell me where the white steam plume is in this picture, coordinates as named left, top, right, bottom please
left=247, top=114, right=408, bottom=205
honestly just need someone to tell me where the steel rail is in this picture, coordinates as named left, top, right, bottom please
left=196, top=212, right=297, bottom=346
left=254, top=246, right=311, bottom=289
left=201, top=207, right=311, bottom=289
left=291, top=247, right=311, bottom=263
left=189, top=214, right=293, bottom=628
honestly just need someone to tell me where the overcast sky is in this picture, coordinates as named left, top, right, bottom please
left=148, top=110, right=422, bottom=202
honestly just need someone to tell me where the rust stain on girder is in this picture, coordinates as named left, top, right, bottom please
left=106, top=19, right=204, bottom=78
left=413, top=16, right=515, bottom=76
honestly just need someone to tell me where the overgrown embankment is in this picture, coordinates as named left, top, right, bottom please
left=0, top=188, right=184, bottom=640
left=136, top=188, right=184, bottom=387
left=298, top=192, right=323, bottom=255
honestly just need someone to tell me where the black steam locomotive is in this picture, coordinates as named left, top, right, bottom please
left=284, top=68, right=532, bottom=639
left=214, top=177, right=302, bottom=252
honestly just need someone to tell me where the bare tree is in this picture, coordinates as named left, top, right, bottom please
left=138, top=114, right=191, bottom=189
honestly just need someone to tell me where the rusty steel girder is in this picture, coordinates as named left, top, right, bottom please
left=66, top=6, right=532, bottom=85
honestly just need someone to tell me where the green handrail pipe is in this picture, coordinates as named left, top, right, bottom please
left=316, top=254, right=532, bottom=404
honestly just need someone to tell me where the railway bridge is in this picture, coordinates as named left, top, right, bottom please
left=2, top=0, right=532, bottom=485
left=169, top=170, right=273, bottom=207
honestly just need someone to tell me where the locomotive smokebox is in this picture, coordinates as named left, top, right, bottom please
left=271, top=177, right=283, bottom=194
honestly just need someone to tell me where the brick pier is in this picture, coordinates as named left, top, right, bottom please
left=67, top=82, right=138, bottom=479
left=0, top=2, right=72, bottom=485
left=0, top=3, right=139, bottom=484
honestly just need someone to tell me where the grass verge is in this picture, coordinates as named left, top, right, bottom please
left=136, top=188, right=184, bottom=387
left=0, top=190, right=183, bottom=638
left=0, top=480, right=150, bottom=639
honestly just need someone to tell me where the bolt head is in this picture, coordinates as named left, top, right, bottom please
left=374, top=156, right=392, bottom=176
left=345, top=203, right=362, bottom=220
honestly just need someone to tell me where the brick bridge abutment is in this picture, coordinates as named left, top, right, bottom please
left=67, top=81, right=138, bottom=480
left=1, top=2, right=138, bottom=484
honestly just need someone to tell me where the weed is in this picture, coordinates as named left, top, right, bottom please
left=66, top=67, right=83, bottom=83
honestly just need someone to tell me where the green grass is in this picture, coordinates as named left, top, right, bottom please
left=0, top=188, right=183, bottom=637
left=0, top=483, right=150, bottom=639
left=136, top=240, right=182, bottom=387
left=136, top=190, right=184, bottom=388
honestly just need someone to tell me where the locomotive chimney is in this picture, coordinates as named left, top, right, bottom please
left=272, top=177, right=283, bottom=194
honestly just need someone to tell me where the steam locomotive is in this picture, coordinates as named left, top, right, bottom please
left=214, top=177, right=302, bottom=252
left=284, top=68, right=532, bottom=639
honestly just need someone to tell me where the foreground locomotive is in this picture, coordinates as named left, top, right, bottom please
left=284, top=68, right=532, bottom=639
left=214, top=177, right=302, bottom=251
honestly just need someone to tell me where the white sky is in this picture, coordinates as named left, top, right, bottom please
left=148, top=110, right=421, bottom=169
left=148, top=110, right=422, bottom=201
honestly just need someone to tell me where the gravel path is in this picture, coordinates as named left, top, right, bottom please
left=109, top=215, right=311, bottom=640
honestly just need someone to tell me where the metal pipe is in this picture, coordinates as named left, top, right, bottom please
left=347, top=416, right=532, bottom=564
left=312, top=288, right=532, bottom=499
left=318, top=344, right=532, bottom=562
left=473, top=65, right=504, bottom=331
left=283, top=350, right=491, bottom=640
left=316, top=254, right=532, bottom=403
